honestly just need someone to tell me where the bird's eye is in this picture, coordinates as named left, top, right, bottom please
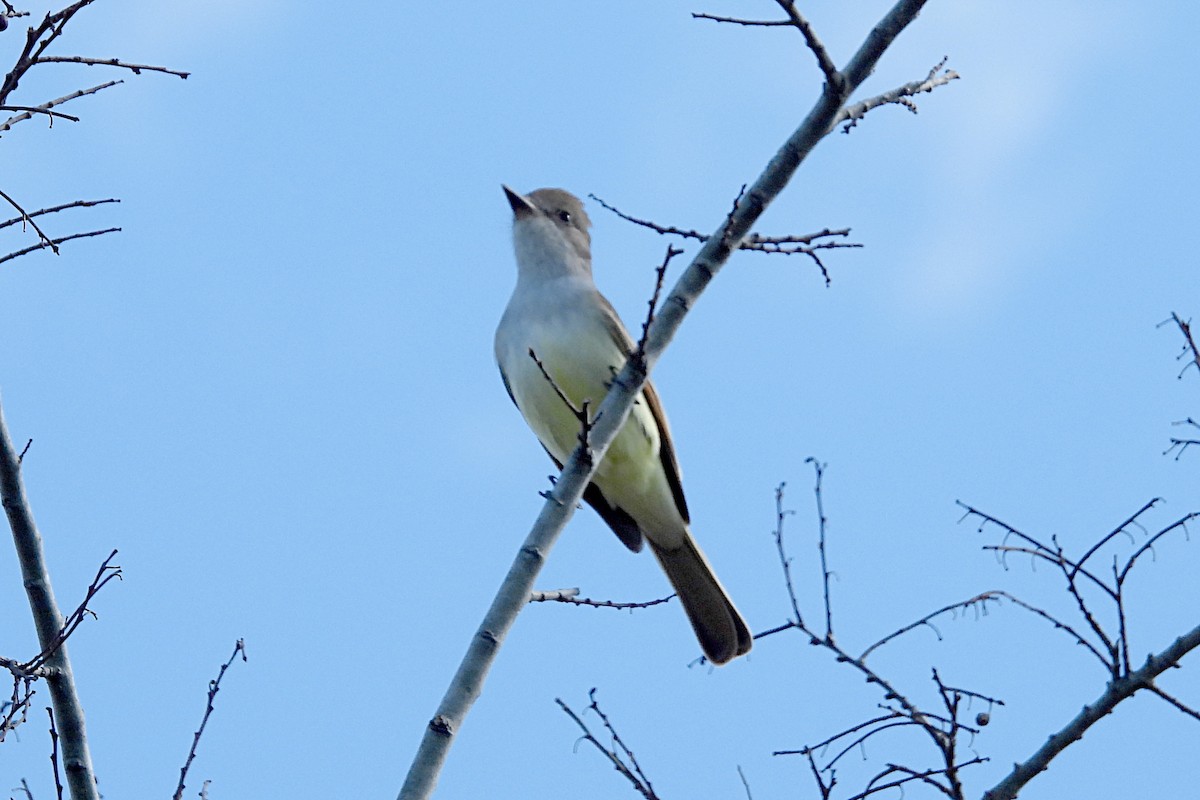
left=557, top=210, right=572, bottom=224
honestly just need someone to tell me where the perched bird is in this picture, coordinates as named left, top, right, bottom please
left=494, top=186, right=752, bottom=664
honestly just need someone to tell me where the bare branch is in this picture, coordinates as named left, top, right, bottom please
left=771, top=481, right=804, bottom=628
left=1147, top=685, right=1200, bottom=722
left=556, top=690, right=660, bottom=800
left=636, top=245, right=681, bottom=359
left=587, top=193, right=858, bottom=285
left=0, top=187, right=55, bottom=251
left=982, top=624, right=1200, bottom=800
left=0, top=104, right=79, bottom=123
left=859, top=592, right=1001, bottom=662
left=848, top=760, right=986, bottom=800
left=774, top=1, right=840, bottom=87
left=1073, top=498, right=1161, bottom=577
left=531, top=589, right=675, bottom=610
left=0, top=80, right=122, bottom=133
left=0, top=198, right=119, bottom=231
left=838, top=58, right=959, bottom=133
left=986, top=590, right=1110, bottom=669
left=24, top=550, right=122, bottom=672
left=0, top=673, right=36, bottom=742
left=807, top=458, right=835, bottom=640
left=737, top=765, right=754, bottom=800
left=1162, top=312, right=1200, bottom=379
left=0, top=226, right=121, bottom=266
left=173, top=639, right=247, bottom=800
left=692, top=12, right=792, bottom=28
left=1118, top=512, right=1198, bottom=583
left=47, top=706, right=64, bottom=800
left=0, top=397, right=100, bottom=800
left=35, top=55, right=190, bottom=79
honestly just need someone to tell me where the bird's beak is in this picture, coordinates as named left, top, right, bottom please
left=502, top=185, right=537, bottom=219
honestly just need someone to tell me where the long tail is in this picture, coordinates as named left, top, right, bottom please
left=649, top=534, right=752, bottom=665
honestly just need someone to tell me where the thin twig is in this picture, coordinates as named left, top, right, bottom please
left=0, top=198, right=120, bottom=231
left=774, top=0, right=840, bottom=86
left=173, top=639, right=247, bottom=800
left=636, top=245, right=681, bottom=358
left=24, top=549, right=122, bottom=672
left=807, top=458, right=834, bottom=640
left=0, top=187, right=55, bottom=251
left=859, top=592, right=1001, bottom=661
left=1147, top=685, right=1200, bottom=722
left=838, top=58, right=959, bottom=133
left=1073, top=498, right=1161, bottom=577
left=47, top=706, right=64, bottom=800
left=35, top=55, right=189, bottom=78
left=772, top=482, right=804, bottom=628
left=693, top=12, right=792, bottom=27
left=0, top=226, right=121, bottom=266
left=737, top=764, right=754, bottom=800
left=536, top=591, right=674, bottom=610
left=556, top=691, right=659, bottom=800
left=0, top=80, right=122, bottom=133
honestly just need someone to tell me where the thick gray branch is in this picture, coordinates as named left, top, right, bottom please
left=0, top=397, right=100, bottom=800
left=982, top=624, right=1200, bottom=800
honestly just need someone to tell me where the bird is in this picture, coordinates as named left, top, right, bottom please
left=494, top=185, right=752, bottom=664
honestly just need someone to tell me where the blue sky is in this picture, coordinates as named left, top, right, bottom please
left=2, top=1, right=1197, bottom=798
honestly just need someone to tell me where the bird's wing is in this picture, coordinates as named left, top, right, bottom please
left=594, top=291, right=691, bottom=526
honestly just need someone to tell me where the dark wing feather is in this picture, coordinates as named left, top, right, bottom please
left=593, top=291, right=691, bottom=526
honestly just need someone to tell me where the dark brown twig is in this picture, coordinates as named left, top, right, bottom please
left=774, top=0, right=840, bottom=86
left=24, top=550, right=122, bottom=672
left=692, top=12, right=792, bottom=27
left=0, top=198, right=120, bottom=231
left=0, top=226, right=121, bottom=266
left=771, top=482, right=804, bottom=629
left=1147, top=685, right=1200, bottom=722
left=527, top=349, right=596, bottom=463
left=0, top=187, right=55, bottom=251
left=588, top=193, right=856, bottom=286
left=636, top=245, right=682, bottom=359
left=859, top=592, right=1001, bottom=661
left=1163, top=312, right=1200, bottom=379
left=807, top=458, right=835, bottom=640
left=1164, top=417, right=1200, bottom=460
left=557, top=690, right=660, bottom=800
left=0, top=672, right=36, bottom=742
left=530, top=587, right=675, bottom=610
left=173, top=639, right=247, bottom=800
left=47, top=706, right=64, bottom=800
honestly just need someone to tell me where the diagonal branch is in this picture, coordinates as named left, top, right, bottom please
left=774, top=1, right=840, bottom=87
left=0, top=397, right=100, bottom=800
left=0, top=197, right=119, bottom=230
left=981, top=623, right=1200, bottom=800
